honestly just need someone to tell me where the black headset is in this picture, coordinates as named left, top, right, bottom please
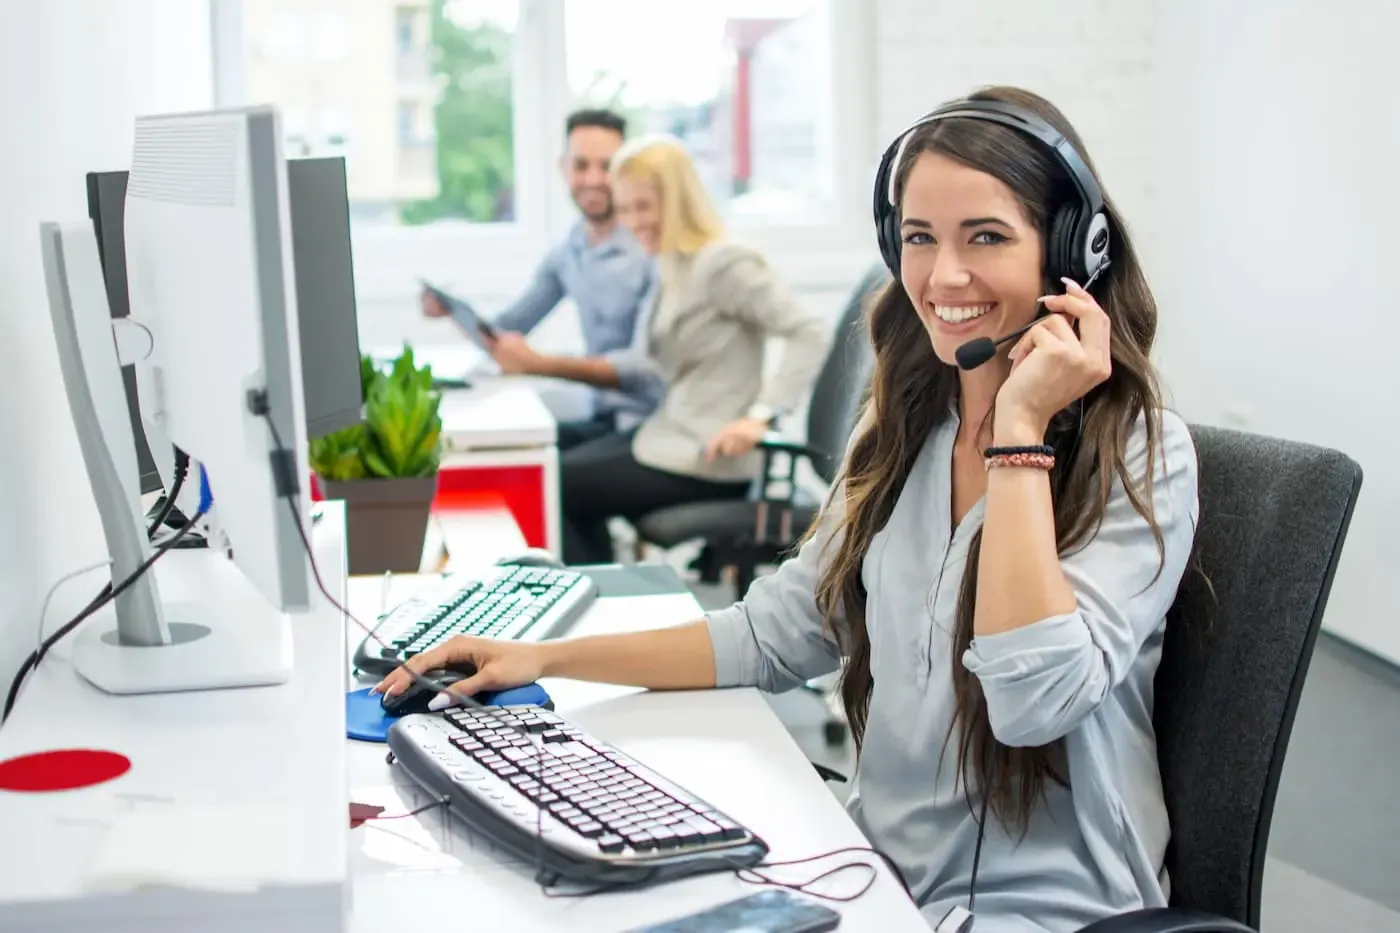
left=872, top=99, right=1112, bottom=287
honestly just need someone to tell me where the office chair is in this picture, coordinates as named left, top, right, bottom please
left=1078, top=424, right=1363, bottom=932
left=633, top=263, right=887, bottom=599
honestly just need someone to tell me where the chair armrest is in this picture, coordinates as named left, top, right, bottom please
left=1076, top=908, right=1256, bottom=933
left=755, top=432, right=823, bottom=465
left=746, top=432, right=829, bottom=545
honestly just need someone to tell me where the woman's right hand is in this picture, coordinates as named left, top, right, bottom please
left=371, top=635, right=547, bottom=704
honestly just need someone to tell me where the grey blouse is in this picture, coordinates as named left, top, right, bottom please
left=705, top=408, right=1200, bottom=932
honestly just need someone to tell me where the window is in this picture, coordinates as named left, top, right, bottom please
left=311, top=11, right=350, bottom=61
left=252, top=11, right=306, bottom=61
left=236, top=0, right=518, bottom=229
left=281, top=106, right=310, bottom=157
left=318, top=105, right=351, bottom=156
left=564, top=0, right=834, bottom=225
left=395, top=7, right=417, bottom=55
left=215, top=0, right=869, bottom=350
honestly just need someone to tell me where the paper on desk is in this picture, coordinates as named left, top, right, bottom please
left=84, top=801, right=304, bottom=894
left=349, top=781, right=529, bottom=878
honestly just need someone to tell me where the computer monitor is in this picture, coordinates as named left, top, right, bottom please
left=40, top=106, right=313, bottom=695
left=286, top=157, right=363, bottom=439
left=86, top=155, right=362, bottom=472
left=86, top=171, right=164, bottom=496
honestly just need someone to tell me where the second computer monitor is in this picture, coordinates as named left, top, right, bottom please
left=87, top=172, right=163, bottom=494
left=85, top=155, right=363, bottom=487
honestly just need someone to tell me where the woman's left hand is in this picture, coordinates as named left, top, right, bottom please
left=995, top=277, right=1112, bottom=437
left=703, top=417, right=770, bottom=461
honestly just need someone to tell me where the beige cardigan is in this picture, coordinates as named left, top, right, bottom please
left=604, top=239, right=831, bottom=483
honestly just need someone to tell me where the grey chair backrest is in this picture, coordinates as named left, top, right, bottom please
left=1155, top=424, right=1362, bottom=926
left=803, top=263, right=888, bottom=485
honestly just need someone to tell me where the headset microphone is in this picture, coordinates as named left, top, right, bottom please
left=953, top=259, right=1111, bottom=371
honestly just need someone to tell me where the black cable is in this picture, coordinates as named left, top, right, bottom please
left=145, top=449, right=191, bottom=539
left=2, top=507, right=207, bottom=724
left=968, top=788, right=989, bottom=916
left=251, top=401, right=553, bottom=893
left=253, top=399, right=893, bottom=908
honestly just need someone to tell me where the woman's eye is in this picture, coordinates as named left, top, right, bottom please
left=902, top=232, right=933, bottom=245
left=971, top=230, right=1008, bottom=245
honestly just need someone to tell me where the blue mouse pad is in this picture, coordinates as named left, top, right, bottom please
left=346, top=683, right=555, bottom=743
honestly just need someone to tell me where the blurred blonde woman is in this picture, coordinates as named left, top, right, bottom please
left=489, top=134, right=830, bottom=564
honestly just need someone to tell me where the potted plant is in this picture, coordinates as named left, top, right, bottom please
left=310, top=345, right=443, bottom=574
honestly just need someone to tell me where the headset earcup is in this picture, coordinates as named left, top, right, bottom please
left=879, top=212, right=901, bottom=275
left=1046, top=206, right=1082, bottom=284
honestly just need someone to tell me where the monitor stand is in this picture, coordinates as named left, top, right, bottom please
left=68, top=553, right=293, bottom=695
left=42, top=220, right=293, bottom=695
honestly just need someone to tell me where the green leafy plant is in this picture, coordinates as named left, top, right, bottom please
left=309, top=345, right=443, bottom=482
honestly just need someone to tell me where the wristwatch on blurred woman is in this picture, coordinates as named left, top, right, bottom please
left=746, top=404, right=779, bottom=428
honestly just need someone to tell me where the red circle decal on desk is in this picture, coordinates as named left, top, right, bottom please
left=0, top=749, right=132, bottom=792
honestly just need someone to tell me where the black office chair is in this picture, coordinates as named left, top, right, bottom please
left=633, top=263, right=888, bottom=598
left=1079, top=424, right=1363, bottom=932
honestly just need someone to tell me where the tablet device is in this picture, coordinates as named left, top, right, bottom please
left=420, top=279, right=497, bottom=348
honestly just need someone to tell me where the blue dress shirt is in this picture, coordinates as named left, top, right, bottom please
left=459, top=220, right=655, bottom=422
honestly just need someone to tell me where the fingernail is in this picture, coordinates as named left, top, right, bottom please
left=428, top=691, right=454, bottom=712
left=1061, top=277, right=1081, bottom=290
left=1037, top=295, right=1055, bottom=303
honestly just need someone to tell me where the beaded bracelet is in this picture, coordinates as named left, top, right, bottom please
left=984, top=450, right=1055, bottom=471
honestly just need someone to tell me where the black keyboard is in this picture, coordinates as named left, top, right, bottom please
left=386, top=705, right=769, bottom=887
left=354, top=565, right=597, bottom=677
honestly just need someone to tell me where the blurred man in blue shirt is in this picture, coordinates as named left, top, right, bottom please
left=422, top=109, right=655, bottom=450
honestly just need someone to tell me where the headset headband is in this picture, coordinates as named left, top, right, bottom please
left=883, top=100, right=1104, bottom=217
left=874, top=97, right=1112, bottom=284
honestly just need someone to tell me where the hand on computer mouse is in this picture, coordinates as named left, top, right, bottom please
left=372, top=635, right=546, bottom=707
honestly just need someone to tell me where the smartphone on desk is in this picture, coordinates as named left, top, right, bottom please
left=627, top=890, right=841, bottom=933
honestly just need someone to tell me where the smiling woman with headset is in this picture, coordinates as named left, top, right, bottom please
left=376, top=85, right=1202, bottom=932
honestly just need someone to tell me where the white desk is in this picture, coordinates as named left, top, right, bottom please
left=0, top=506, right=924, bottom=932
left=434, top=377, right=562, bottom=557
left=0, top=502, right=353, bottom=933
left=342, top=571, right=925, bottom=932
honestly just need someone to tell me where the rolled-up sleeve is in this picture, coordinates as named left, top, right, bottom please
left=705, top=497, right=845, bottom=692
left=962, top=410, right=1200, bottom=748
left=705, top=409, right=875, bottom=692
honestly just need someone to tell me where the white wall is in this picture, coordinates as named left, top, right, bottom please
left=1149, top=0, right=1400, bottom=664
left=873, top=0, right=1400, bottom=664
left=0, top=0, right=215, bottom=691
left=872, top=0, right=1162, bottom=271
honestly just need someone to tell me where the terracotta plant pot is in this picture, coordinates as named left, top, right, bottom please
left=319, top=475, right=438, bottom=575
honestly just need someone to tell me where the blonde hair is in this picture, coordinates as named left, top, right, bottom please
left=611, top=134, right=724, bottom=256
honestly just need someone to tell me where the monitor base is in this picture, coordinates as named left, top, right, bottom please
left=71, top=601, right=293, bottom=695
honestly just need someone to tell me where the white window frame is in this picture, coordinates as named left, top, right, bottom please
left=210, top=0, right=879, bottom=303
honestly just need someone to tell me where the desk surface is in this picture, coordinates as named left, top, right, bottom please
left=343, top=573, right=924, bottom=931
left=439, top=378, right=557, bottom=451
left=0, top=503, right=352, bottom=933
left=0, top=511, right=922, bottom=932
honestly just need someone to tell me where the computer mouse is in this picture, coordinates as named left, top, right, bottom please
left=379, top=666, right=477, bottom=716
left=496, top=548, right=565, bottom=570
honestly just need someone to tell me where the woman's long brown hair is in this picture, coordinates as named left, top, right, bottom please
left=815, top=86, right=1168, bottom=832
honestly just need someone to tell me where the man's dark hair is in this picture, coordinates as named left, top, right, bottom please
left=565, top=108, right=626, bottom=139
